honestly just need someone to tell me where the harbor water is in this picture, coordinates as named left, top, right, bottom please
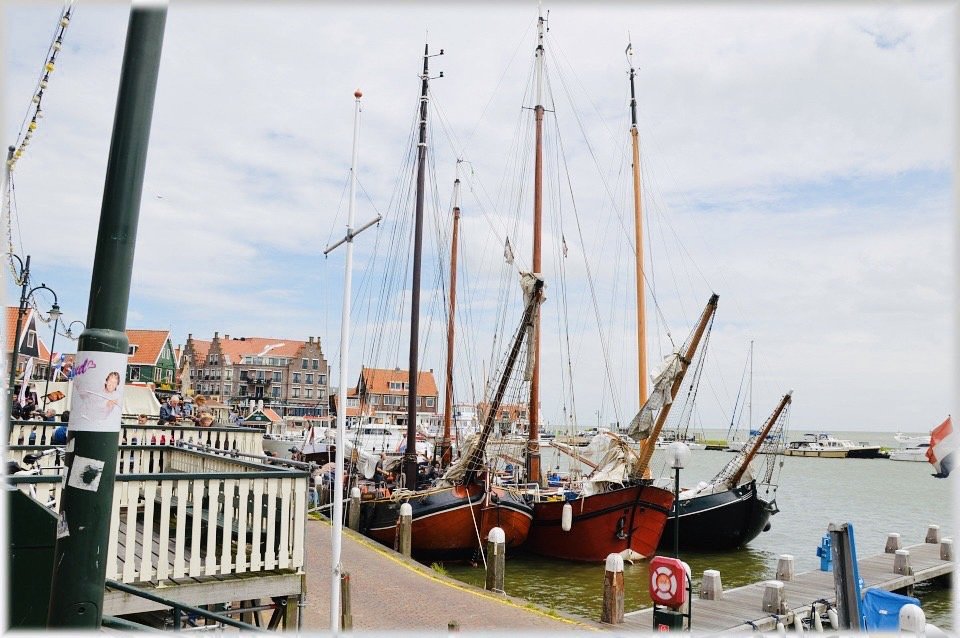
left=441, top=430, right=954, bottom=629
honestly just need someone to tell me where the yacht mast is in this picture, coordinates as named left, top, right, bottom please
left=627, top=41, right=648, bottom=405
left=441, top=174, right=461, bottom=467
left=527, top=6, right=547, bottom=486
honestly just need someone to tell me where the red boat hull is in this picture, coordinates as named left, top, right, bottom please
left=360, top=483, right=533, bottom=561
left=523, top=483, right=674, bottom=562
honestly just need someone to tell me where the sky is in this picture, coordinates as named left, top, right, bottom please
left=1, top=1, right=955, bottom=433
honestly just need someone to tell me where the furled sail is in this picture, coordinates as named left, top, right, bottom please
left=521, top=272, right=545, bottom=382
left=626, top=352, right=682, bottom=440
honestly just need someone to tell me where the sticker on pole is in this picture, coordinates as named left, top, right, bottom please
left=67, top=350, right=127, bottom=432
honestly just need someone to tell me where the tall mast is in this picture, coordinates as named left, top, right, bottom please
left=405, top=43, right=437, bottom=489
left=330, top=89, right=362, bottom=633
left=527, top=6, right=547, bottom=487
left=748, top=340, right=753, bottom=431
left=441, top=174, right=461, bottom=467
left=627, top=41, right=648, bottom=406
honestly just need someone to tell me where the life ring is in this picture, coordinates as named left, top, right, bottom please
left=651, top=565, right=679, bottom=602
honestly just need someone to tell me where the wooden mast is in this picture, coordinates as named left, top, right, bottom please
left=633, top=293, right=718, bottom=475
left=627, top=42, right=648, bottom=406
left=728, top=390, right=792, bottom=487
left=404, top=43, right=437, bottom=489
left=440, top=176, right=461, bottom=467
left=527, top=8, right=547, bottom=487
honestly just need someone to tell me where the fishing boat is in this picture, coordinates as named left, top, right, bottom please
left=357, top=46, right=533, bottom=559
left=784, top=432, right=884, bottom=458
left=889, top=433, right=932, bottom=462
left=660, top=391, right=793, bottom=551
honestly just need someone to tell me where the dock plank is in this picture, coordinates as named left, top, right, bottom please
left=622, top=541, right=953, bottom=633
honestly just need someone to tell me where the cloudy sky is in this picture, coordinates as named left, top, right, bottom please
left=2, top=1, right=954, bottom=433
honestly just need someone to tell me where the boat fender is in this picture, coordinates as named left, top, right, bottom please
left=561, top=502, right=573, bottom=532
left=811, top=605, right=823, bottom=632
left=775, top=617, right=786, bottom=637
left=793, top=612, right=804, bottom=634
left=826, top=607, right=839, bottom=630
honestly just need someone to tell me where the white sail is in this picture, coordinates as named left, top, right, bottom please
left=626, top=352, right=682, bottom=440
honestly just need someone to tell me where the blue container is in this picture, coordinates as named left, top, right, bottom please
left=815, top=534, right=832, bottom=571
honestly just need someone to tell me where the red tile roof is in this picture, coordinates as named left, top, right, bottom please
left=126, top=329, right=171, bottom=365
left=217, top=337, right=310, bottom=364
left=5, top=306, right=38, bottom=353
left=361, top=367, right=438, bottom=396
left=190, top=339, right=211, bottom=363
left=262, top=407, right=282, bottom=422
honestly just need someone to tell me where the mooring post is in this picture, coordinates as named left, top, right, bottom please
left=46, top=2, right=167, bottom=629
left=776, top=554, right=795, bottom=581
left=347, top=486, right=361, bottom=531
left=485, top=527, right=506, bottom=593
left=600, top=553, right=624, bottom=624
left=762, top=580, right=786, bottom=614
left=893, top=549, right=912, bottom=575
left=925, top=525, right=941, bottom=544
left=340, top=572, right=352, bottom=630
left=448, top=620, right=460, bottom=633
left=885, top=532, right=902, bottom=553
left=700, top=569, right=723, bottom=600
left=398, top=502, right=412, bottom=556
left=940, top=538, right=953, bottom=561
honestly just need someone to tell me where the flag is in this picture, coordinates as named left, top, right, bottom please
left=926, top=416, right=956, bottom=478
left=53, top=353, right=65, bottom=380
left=18, top=358, right=34, bottom=404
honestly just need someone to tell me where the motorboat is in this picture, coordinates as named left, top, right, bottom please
left=889, top=433, right=931, bottom=462
left=784, top=432, right=884, bottom=458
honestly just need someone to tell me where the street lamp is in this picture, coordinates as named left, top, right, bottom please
left=40, top=313, right=79, bottom=412
left=666, top=441, right=690, bottom=559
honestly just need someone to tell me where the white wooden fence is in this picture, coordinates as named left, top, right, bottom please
left=8, top=447, right=307, bottom=585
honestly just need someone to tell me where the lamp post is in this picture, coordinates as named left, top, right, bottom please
left=7, top=254, right=30, bottom=414
left=41, top=313, right=77, bottom=412
left=666, top=441, right=690, bottom=559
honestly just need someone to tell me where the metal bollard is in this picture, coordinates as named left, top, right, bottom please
left=398, top=502, right=412, bottom=557
left=600, top=553, right=625, bottom=624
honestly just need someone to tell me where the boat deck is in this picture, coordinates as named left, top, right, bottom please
left=621, top=540, right=953, bottom=633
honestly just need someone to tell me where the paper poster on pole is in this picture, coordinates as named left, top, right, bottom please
left=68, top=350, right=127, bottom=432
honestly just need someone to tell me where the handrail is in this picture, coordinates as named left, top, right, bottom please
left=104, top=579, right=266, bottom=632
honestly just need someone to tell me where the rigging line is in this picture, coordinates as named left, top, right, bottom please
left=323, top=171, right=352, bottom=250
left=547, top=91, right=624, bottom=428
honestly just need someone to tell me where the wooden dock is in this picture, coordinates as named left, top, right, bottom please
left=622, top=538, right=953, bottom=633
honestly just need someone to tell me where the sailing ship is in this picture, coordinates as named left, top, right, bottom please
left=660, top=391, right=793, bottom=550
left=357, top=45, right=534, bottom=560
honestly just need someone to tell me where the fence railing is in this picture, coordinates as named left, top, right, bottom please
left=7, top=447, right=307, bottom=585
left=8, top=420, right=265, bottom=455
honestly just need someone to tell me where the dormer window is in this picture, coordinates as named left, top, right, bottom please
left=128, top=344, right=139, bottom=356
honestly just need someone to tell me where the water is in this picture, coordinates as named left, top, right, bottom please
left=440, top=431, right=954, bottom=629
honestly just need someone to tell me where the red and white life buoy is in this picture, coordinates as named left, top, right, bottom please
left=648, top=556, right=687, bottom=609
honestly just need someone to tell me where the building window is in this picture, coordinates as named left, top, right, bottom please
left=127, top=344, right=138, bottom=356
left=426, top=397, right=436, bottom=407
left=165, top=369, right=173, bottom=383
left=301, top=358, right=308, bottom=370
left=129, top=367, right=141, bottom=381
left=370, top=394, right=379, bottom=405
left=238, top=386, right=247, bottom=397
left=312, top=359, right=319, bottom=370
left=319, top=389, right=326, bottom=401
left=224, top=383, right=232, bottom=395
left=292, top=387, right=300, bottom=399
left=319, top=374, right=327, bottom=386
left=240, top=370, right=249, bottom=381
left=305, top=388, right=313, bottom=399
left=272, top=387, right=281, bottom=398
left=225, top=368, right=233, bottom=381
left=306, top=373, right=313, bottom=384
left=154, top=368, right=161, bottom=382
left=293, top=372, right=301, bottom=383
left=272, top=371, right=282, bottom=382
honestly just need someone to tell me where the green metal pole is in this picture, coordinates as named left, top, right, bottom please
left=47, top=4, right=166, bottom=628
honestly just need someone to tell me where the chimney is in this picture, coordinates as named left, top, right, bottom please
left=187, top=333, right=192, bottom=340
left=308, top=336, right=313, bottom=343
left=214, top=331, right=219, bottom=339
left=224, top=334, right=229, bottom=340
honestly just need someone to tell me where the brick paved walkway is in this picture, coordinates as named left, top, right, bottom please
left=302, top=518, right=602, bottom=633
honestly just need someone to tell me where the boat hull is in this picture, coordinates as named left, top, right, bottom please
left=783, top=448, right=846, bottom=458
left=359, top=483, right=533, bottom=561
left=659, top=480, right=773, bottom=551
left=523, top=483, right=674, bottom=562
left=889, top=449, right=928, bottom=462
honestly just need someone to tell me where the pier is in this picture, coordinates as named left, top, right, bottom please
left=621, top=533, right=953, bottom=633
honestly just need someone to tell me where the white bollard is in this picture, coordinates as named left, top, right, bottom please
left=812, top=608, right=823, bottom=632
left=885, top=532, right=902, bottom=553
left=398, top=502, right=413, bottom=557
left=601, top=553, right=625, bottom=624
left=776, top=554, right=795, bottom=581
left=940, top=537, right=953, bottom=561
left=899, top=603, right=926, bottom=634
left=894, top=549, right=912, bottom=575
left=793, top=611, right=804, bottom=634
left=926, top=524, right=942, bottom=544
left=347, top=486, right=362, bottom=531
left=700, top=569, right=723, bottom=600
left=485, top=527, right=506, bottom=593
left=762, top=580, right=786, bottom=614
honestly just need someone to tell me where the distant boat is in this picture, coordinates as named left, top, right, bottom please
left=784, top=432, right=884, bottom=458
left=889, top=433, right=932, bottom=462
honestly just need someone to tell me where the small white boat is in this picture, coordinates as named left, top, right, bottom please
left=889, top=433, right=931, bottom=462
left=784, top=432, right=884, bottom=459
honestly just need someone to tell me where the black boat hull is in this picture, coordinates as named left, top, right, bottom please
left=659, top=480, right=773, bottom=551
